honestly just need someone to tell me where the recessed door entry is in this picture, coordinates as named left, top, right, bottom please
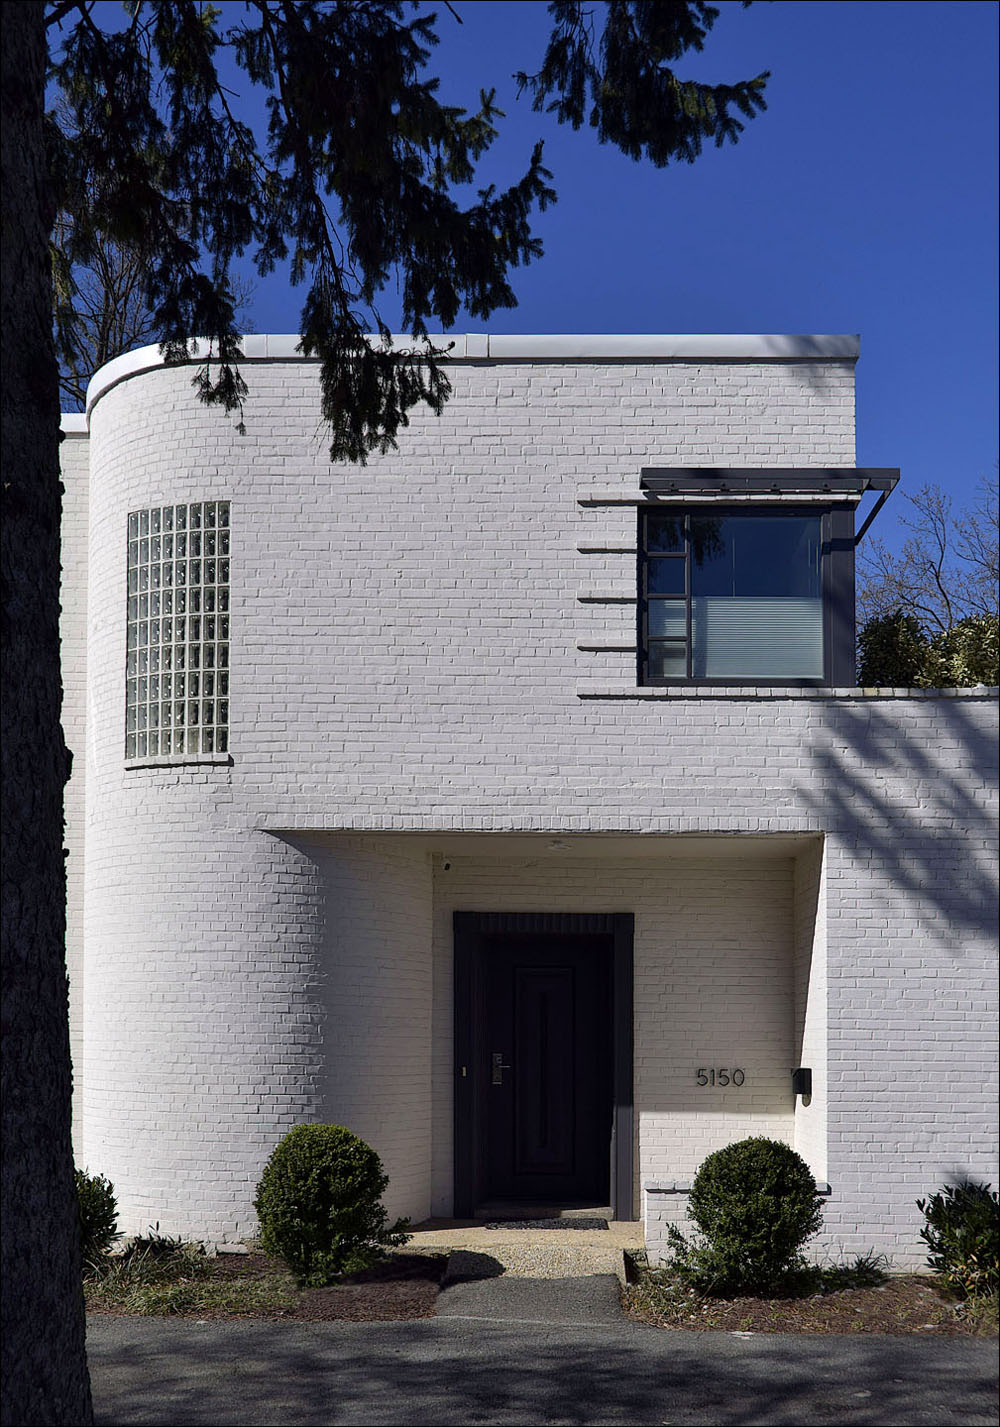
left=453, top=912, right=634, bottom=1219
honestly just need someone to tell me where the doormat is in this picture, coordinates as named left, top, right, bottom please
left=484, top=1217, right=609, bottom=1231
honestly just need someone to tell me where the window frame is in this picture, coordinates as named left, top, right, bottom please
left=637, top=501, right=856, bottom=687
left=124, top=500, right=232, bottom=763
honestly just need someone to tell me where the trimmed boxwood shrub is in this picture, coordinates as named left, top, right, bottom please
left=254, top=1125, right=410, bottom=1286
left=918, top=1179, right=999, bottom=1300
left=668, top=1137, right=824, bottom=1295
left=75, top=1169, right=119, bottom=1270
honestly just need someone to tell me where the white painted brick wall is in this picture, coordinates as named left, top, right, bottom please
left=83, top=820, right=328, bottom=1240
left=59, top=425, right=89, bottom=1160
left=793, top=838, right=827, bottom=1181
left=74, top=349, right=998, bottom=1263
left=291, top=835, right=434, bottom=1223
left=429, top=849, right=804, bottom=1220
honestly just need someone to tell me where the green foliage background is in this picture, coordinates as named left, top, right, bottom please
left=857, top=610, right=998, bottom=688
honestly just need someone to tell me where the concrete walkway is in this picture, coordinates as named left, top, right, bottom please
left=436, top=1267, right=625, bottom=1326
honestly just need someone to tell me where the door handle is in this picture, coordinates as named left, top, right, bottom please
left=491, top=1051, right=512, bottom=1086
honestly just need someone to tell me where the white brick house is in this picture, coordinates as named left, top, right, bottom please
left=59, top=334, right=998, bottom=1268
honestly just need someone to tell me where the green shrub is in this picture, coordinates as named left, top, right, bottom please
left=857, top=609, right=928, bottom=686
left=253, top=1124, right=410, bottom=1286
left=668, top=1137, right=824, bottom=1295
left=75, top=1169, right=119, bottom=1271
left=924, top=615, right=999, bottom=688
left=857, top=609, right=999, bottom=688
left=917, top=1179, right=999, bottom=1300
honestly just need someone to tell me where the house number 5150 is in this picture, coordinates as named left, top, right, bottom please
left=696, top=1068, right=745, bottom=1086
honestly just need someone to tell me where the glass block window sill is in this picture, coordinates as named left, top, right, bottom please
left=125, top=753, right=233, bottom=770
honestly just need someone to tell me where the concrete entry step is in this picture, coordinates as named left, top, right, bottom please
left=480, top=1216, right=611, bottom=1231
left=472, top=1201, right=614, bottom=1222
left=408, top=1216, right=643, bottom=1286
left=409, top=1216, right=643, bottom=1247
left=443, top=1243, right=626, bottom=1284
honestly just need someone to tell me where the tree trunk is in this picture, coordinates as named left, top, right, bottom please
left=1, top=4, right=94, bottom=1422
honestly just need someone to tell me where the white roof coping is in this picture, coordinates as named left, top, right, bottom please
left=484, top=333, right=859, bottom=360
left=60, top=413, right=89, bottom=435
left=77, top=332, right=860, bottom=417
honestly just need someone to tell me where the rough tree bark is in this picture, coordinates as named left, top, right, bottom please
left=1, top=3, right=94, bottom=1421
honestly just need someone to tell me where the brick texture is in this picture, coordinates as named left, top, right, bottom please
left=68, top=350, right=998, bottom=1265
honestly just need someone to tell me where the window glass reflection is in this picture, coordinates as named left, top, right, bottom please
left=691, top=515, right=820, bottom=598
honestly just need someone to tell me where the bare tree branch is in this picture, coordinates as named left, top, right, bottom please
left=857, top=478, right=1000, bottom=635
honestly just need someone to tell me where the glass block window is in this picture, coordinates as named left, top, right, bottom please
left=126, top=502, right=230, bottom=759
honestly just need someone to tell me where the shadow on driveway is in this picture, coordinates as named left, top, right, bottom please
left=87, top=1313, right=999, bottom=1426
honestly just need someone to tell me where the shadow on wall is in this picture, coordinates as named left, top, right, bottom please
left=758, top=335, right=857, bottom=396
left=797, top=699, right=998, bottom=952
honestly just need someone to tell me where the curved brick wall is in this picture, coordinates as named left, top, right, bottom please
left=82, top=825, right=326, bottom=1239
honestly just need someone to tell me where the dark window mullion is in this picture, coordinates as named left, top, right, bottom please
left=639, top=511, right=691, bottom=683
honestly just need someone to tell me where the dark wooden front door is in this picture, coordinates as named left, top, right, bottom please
left=483, top=931, right=612, bottom=1203
left=454, top=911, right=634, bottom=1219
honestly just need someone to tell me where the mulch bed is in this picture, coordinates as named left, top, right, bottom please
left=265, top=1252, right=446, bottom=1322
left=85, top=1248, right=996, bottom=1335
left=86, top=1251, right=448, bottom=1323
left=622, top=1273, right=993, bottom=1336
left=232, top=1250, right=447, bottom=1322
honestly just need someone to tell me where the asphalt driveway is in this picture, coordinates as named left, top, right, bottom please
left=87, top=1308, right=999, bottom=1426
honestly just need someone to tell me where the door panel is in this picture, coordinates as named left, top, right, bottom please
left=483, top=932, right=611, bottom=1203
left=514, top=967, right=574, bottom=1175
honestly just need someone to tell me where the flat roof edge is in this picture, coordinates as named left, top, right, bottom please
left=82, top=333, right=860, bottom=415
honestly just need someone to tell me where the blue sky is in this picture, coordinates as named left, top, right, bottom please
left=80, top=1, right=1000, bottom=551
left=241, top=0, right=999, bottom=552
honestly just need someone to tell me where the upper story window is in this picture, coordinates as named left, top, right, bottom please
left=634, top=468, right=902, bottom=687
left=126, top=502, right=230, bottom=760
left=641, top=508, right=824, bottom=681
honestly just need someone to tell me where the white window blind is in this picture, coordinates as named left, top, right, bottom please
left=691, top=597, right=824, bottom=679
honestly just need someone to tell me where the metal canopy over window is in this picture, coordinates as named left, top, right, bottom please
left=639, top=467, right=899, bottom=545
left=639, top=466, right=898, bottom=496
